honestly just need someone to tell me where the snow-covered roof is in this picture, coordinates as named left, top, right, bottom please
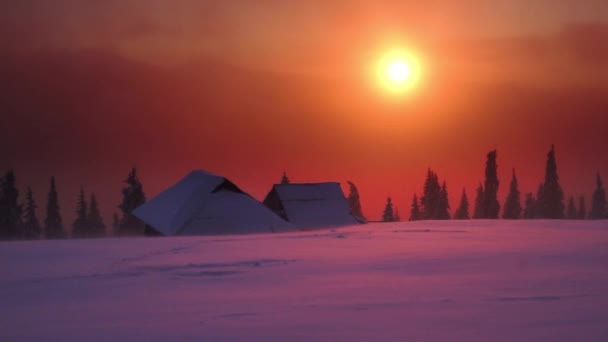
left=265, top=182, right=361, bottom=229
left=133, top=170, right=294, bottom=236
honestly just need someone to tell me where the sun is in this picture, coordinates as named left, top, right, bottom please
left=377, top=50, right=421, bottom=93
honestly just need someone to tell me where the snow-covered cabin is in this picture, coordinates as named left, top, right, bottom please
left=133, top=170, right=295, bottom=236
left=263, top=182, right=362, bottom=229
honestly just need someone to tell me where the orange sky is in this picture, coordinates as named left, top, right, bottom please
left=1, top=1, right=608, bottom=222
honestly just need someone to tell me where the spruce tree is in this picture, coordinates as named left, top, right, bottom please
left=566, top=196, right=577, bottom=219
left=22, top=187, right=42, bottom=239
left=482, top=150, right=500, bottom=218
left=577, top=196, right=587, bottom=220
left=523, top=193, right=536, bottom=219
left=87, top=193, right=106, bottom=238
left=382, top=197, right=395, bottom=222
left=394, top=208, right=401, bottom=222
left=503, top=169, right=522, bottom=219
left=118, top=168, right=147, bottom=236
left=409, top=194, right=421, bottom=221
left=454, top=189, right=470, bottom=220
left=347, top=181, right=365, bottom=219
left=438, top=182, right=451, bottom=220
left=72, top=187, right=88, bottom=239
left=421, top=169, right=441, bottom=220
left=112, top=212, right=120, bottom=236
left=280, top=171, right=290, bottom=185
left=0, top=170, right=22, bottom=240
left=44, top=176, right=65, bottom=239
left=590, top=173, right=607, bottom=219
left=537, top=145, right=564, bottom=219
left=473, top=183, right=484, bottom=219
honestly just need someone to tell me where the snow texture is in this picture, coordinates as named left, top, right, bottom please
left=133, top=170, right=294, bottom=235
left=266, top=182, right=361, bottom=228
left=2, top=220, right=608, bottom=341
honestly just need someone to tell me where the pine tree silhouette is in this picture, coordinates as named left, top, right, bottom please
left=454, top=189, right=470, bottom=220
left=566, top=196, right=577, bottom=219
left=72, top=187, right=88, bottom=239
left=280, top=172, right=290, bottom=184
left=44, top=177, right=65, bottom=239
left=0, top=170, right=22, bottom=240
left=438, top=182, right=451, bottom=220
left=537, top=145, right=564, bottom=218
left=346, top=181, right=365, bottom=219
left=577, top=196, right=587, bottom=220
left=523, top=193, right=536, bottom=219
left=421, top=169, right=441, bottom=219
left=473, top=183, right=484, bottom=219
left=382, top=197, right=395, bottom=222
left=482, top=150, right=500, bottom=218
left=590, top=173, right=607, bottom=219
left=87, top=193, right=106, bottom=238
left=112, top=212, right=120, bottom=235
left=503, top=169, right=522, bottom=219
left=394, top=207, right=401, bottom=222
left=22, top=187, right=42, bottom=239
left=409, top=194, right=422, bottom=221
left=118, top=168, right=147, bottom=236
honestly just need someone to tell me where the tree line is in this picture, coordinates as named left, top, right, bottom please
left=380, top=145, right=608, bottom=222
left=0, top=168, right=147, bottom=240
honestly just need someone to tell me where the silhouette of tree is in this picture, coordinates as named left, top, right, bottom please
left=590, top=173, right=606, bottom=219
left=473, top=183, right=484, bottom=219
left=117, top=168, right=147, bottom=236
left=454, top=189, right=470, bottom=220
left=537, top=145, right=564, bottom=219
left=44, top=177, right=65, bottom=239
left=482, top=150, right=500, bottom=219
left=394, top=207, right=401, bottom=222
left=409, top=194, right=422, bottom=221
left=0, top=170, right=22, bottom=240
left=382, top=197, right=395, bottom=222
left=346, top=181, right=364, bottom=219
left=87, top=193, right=106, bottom=237
left=421, top=169, right=441, bottom=219
left=438, top=182, right=451, bottom=220
left=577, top=196, right=587, bottom=220
left=22, top=187, right=41, bottom=239
left=72, top=187, right=88, bottom=239
left=566, top=196, right=577, bottom=219
left=523, top=193, right=536, bottom=219
left=503, top=169, right=522, bottom=219
left=280, top=172, right=290, bottom=185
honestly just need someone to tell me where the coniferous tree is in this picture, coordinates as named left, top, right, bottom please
left=0, top=170, right=22, bottom=240
left=537, top=145, right=564, bottom=218
left=577, top=196, right=587, bottom=220
left=382, top=197, right=395, bottom=222
left=473, top=183, right=485, bottom=219
left=45, top=177, right=65, bottom=239
left=421, top=169, right=441, bottom=220
left=503, top=169, right=522, bottom=219
left=87, top=193, right=106, bottom=238
left=437, top=182, right=451, bottom=220
left=454, top=189, right=470, bottom=220
left=346, top=181, right=365, bottom=219
left=72, top=187, right=88, bottom=238
left=590, top=173, right=607, bottom=219
left=566, top=196, right=577, bottom=219
left=482, top=150, right=500, bottom=218
left=118, top=168, right=147, bottom=236
left=523, top=193, right=536, bottom=219
left=409, top=194, right=422, bottom=221
left=22, top=187, right=42, bottom=239
left=280, top=171, right=290, bottom=185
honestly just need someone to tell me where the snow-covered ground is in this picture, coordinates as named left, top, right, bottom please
left=2, top=220, right=608, bottom=341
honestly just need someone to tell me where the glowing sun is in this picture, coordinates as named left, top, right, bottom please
left=377, top=50, right=421, bottom=93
